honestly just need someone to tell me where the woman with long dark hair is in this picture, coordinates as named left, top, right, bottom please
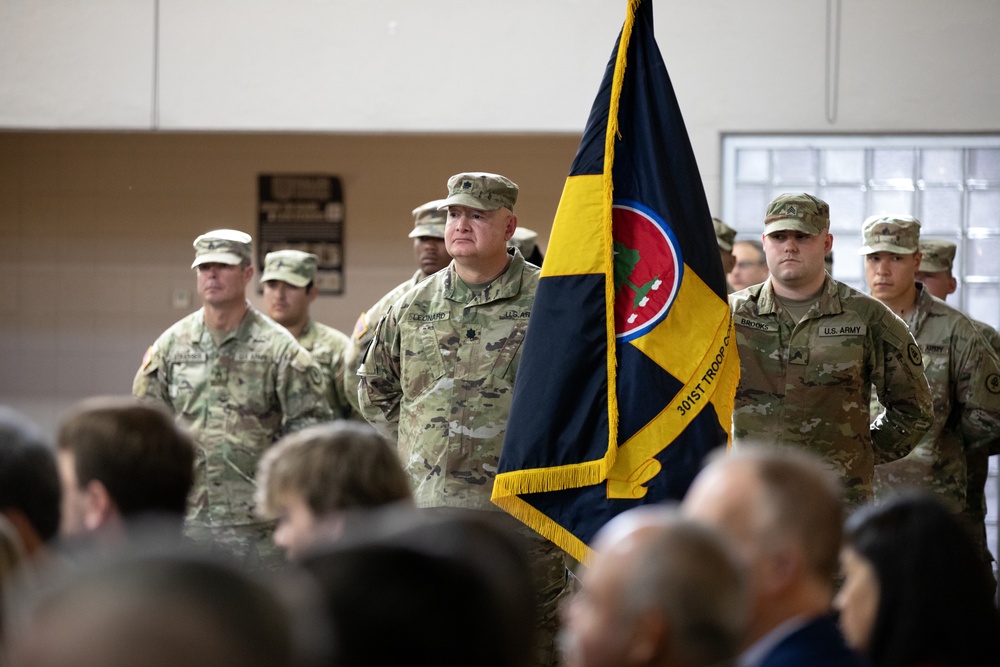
left=835, top=491, right=1000, bottom=667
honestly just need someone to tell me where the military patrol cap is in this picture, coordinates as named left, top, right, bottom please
left=858, top=215, right=921, bottom=255
left=764, top=193, right=830, bottom=235
left=191, top=229, right=252, bottom=268
left=713, top=218, right=736, bottom=251
left=259, top=249, right=317, bottom=287
left=408, top=199, right=448, bottom=239
left=918, top=239, right=956, bottom=273
left=508, top=227, right=538, bottom=257
left=440, top=172, right=518, bottom=212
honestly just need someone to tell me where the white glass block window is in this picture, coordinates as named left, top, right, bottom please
left=824, top=150, right=865, bottom=184
left=722, top=135, right=1000, bottom=569
left=920, top=189, right=963, bottom=232
left=921, top=150, right=963, bottom=184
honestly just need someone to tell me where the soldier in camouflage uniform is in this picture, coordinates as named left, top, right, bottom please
left=343, top=199, right=452, bottom=415
left=359, top=173, right=567, bottom=667
left=917, top=239, right=1000, bottom=568
left=714, top=217, right=737, bottom=293
left=730, top=194, right=933, bottom=508
left=133, top=230, right=331, bottom=569
left=261, top=249, right=358, bottom=419
left=869, top=234, right=1000, bottom=570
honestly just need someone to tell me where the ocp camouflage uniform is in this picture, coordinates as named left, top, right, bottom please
left=962, top=320, right=1000, bottom=565
left=873, top=287, right=1000, bottom=526
left=359, top=249, right=537, bottom=511
left=298, top=317, right=361, bottom=420
left=343, top=270, right=424, bottom=415
left=731, top=275, right=933, bottom=506
left=360, top=248, right=568, bottom=665
left=133, top=303, right=332, bottom=566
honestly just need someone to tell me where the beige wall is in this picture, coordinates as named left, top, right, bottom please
left=0, top=131, right=578, bottom=432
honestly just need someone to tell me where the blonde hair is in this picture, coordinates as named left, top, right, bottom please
left=255, top=421, right=411, bottom=520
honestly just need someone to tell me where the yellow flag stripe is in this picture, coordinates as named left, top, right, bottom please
left=492, top=491, right=596, bottom=566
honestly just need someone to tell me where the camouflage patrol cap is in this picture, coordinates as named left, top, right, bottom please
left=259, top=249, right=317, bottom=287
left=858, top=215, right=921, bottom=255
left=713, top=218, right=736, bottom=251
left=918, top=239, right=956, bottom=272
left=191, top=229, right=252, bottom=268
left=408, top=199, right=448, bottom=239
left=764, top=193, right=830, bottom=235
left=440, top=172, right=519, bottom=212
left=508, top=227, right=538, bottom=257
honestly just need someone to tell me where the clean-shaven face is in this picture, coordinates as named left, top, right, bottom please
left=413, top=236, right=450, bottom=276
left=865, top=251, right=920, bottom=303
left=196, top=262, right=252, bottom=308
left=763, top=230, right=832, bottom=291
left=444, top=205, right=514, bottom=265
left=262, top=281, right=312, bottom=329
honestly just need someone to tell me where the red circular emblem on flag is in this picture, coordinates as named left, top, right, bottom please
left=612, top=202, right=683, bottom=342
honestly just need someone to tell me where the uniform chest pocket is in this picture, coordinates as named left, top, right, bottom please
left=488, top=321, right=527, bottom=382
left=804, top=332, right=866, bottom=389
left=221, top=354, right=277, bottom=412
left=403, top=323, right=450, bottom=397
left=168, top=358, right=209, bottom=408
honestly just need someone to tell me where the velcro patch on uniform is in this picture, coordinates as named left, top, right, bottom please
left=907, top=343, right=922, bottom=366
left=818, top=324, right=867, bottom=336
left=986, top=373, right=1000, bottom=394
left=168, top=351, right=207, bottom=363
left=140, top=345, right=155, bottom=371
left=499, top=309, right=531, bottom=320
left=234, top=352, right=272, bottom=362
left=409, top=312, right=448, bottom=322
left=353, top=312, right=367, bottom=340
left=736, top=316, right=775, bottom=332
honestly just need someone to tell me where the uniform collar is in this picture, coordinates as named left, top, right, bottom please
left=756, top=274, right=843, bottom=319
left=444, top=248, right=526, bottom=305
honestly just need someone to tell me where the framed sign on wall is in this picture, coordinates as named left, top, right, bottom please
left=257, top=174, right=345, bottom=294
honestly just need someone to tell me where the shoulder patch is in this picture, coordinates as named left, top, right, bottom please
left=907, top=342, right=922, bottom=366
left=987, top=373, right=1000, bottom=394
left=353, top=311, right=367, bottom=341
left=140, top=345, right=154, bottom=371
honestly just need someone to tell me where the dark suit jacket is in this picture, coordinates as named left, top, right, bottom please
left=757, top=613, right=871, bottom=667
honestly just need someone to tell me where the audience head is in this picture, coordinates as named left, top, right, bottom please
left=300, top=540, right=506, bottom=667
left=0, top=407, right=61, bottom=557
left=5, top=547, right=311, bottom=667
left=563, top=505, right=749, bottom=667
left=56, top=397, right=195, bottom=540
left=729, top=239, right=769, bottom=291
left=255, top=421, right=412, bottom=559
left=352, top=507, right=539, bottom=667
left=681, top=444, right=843, bottom=645
left=0, top=514, right=27, bottom=644
left=835, top=491, right=1000, bottom=666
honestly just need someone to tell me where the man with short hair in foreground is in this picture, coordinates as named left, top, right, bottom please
left=562, top=506, right=749, bottom=667
left=56, top=396, right=195, bottom=549
left=683, top=445, right=868, bottom=667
